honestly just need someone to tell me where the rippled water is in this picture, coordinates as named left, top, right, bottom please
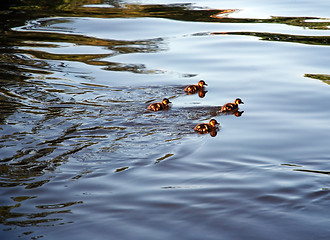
left=1, top=0, right=330, bottom=239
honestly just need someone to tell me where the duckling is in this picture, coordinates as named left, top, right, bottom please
left=194, top=119, right=220, bottom=134
left=184, top=80, right=207, bottom=94
left=147, top=98, right=171, bottom=111
left=220, top=98, right=244, bottom=113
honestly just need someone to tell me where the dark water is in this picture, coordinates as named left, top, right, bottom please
left=1, top=0, right=330, bottom=239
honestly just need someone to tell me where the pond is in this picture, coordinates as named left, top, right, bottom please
left=1, top=0, right=330, bottom=239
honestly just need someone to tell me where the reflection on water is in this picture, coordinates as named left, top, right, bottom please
left=212, top=31, right=330, bottom=45
left=305, top=73, right=330, bottom=85
left=4, top=29, right=166, bottom=74
left=1, top=0, right=330, bottom=239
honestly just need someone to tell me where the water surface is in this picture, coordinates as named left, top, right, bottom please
left=1, top=0, right=330, bottom=239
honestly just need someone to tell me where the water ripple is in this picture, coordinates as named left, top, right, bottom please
left=1, top=1, right=330, bottom=239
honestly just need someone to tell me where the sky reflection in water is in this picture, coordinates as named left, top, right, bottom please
left=1, top=0, right=330, bottom=239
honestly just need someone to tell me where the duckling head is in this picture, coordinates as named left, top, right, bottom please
left=198, top=80, right=207, bottom=87
left=162, top=98, right=171, bottom=106
left=235, top=98, right=244, bottom=105
left=209, top=119, right=219, bottom=127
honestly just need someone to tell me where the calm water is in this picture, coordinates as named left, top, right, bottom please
left=1, top=0, right=330, bottom=239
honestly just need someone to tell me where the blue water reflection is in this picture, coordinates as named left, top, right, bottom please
left=1, top=0, right=330, bottom=239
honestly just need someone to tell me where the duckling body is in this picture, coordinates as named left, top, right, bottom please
left=147, top=98, right=171, bottom=111
left=220, top=98, right=244, bottom=113
left=184, top=80, right=207, bottom=94
left=194, top=119, right=219, bottom=134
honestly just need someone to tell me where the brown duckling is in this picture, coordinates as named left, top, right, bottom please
left=184, top=80, right=207, bottom=94
left=220, top=98, right=244, bottom=113
left=194, top=119, right=220, bottom=134
left=147, top=98, right=171, bottom=111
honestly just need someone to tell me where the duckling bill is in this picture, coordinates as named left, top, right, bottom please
left=220, top=98, right=244, bottom=113
left=184, top=80, right=207, bottom=94
left=147, top=98, right=171, bottom=111
left=194, top=119, right=220, bottom=135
